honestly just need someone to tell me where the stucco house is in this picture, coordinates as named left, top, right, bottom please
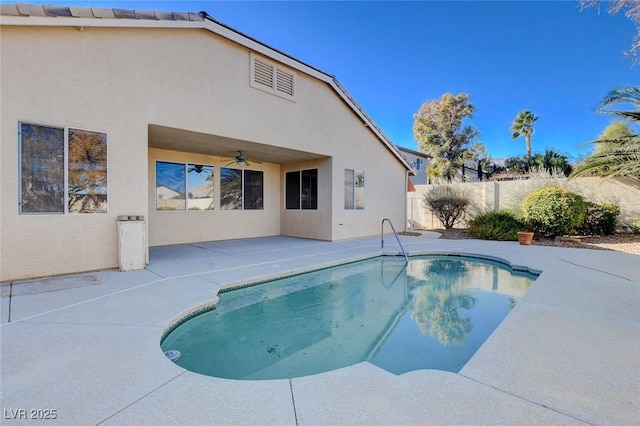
left=0, top=4, right=413, bottom=281
left=397, top=146, right=431, bottom=186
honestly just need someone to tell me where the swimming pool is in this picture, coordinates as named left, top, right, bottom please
left=161, top=255, right=536, bottom=380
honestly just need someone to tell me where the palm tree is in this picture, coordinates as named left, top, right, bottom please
left=571, top=86, right=640, bottom=178
left=532, top=149, right=573, bottom=177
left=511, top=110, right=539, bottom=158
left=598, top=86, right=640, bottom=121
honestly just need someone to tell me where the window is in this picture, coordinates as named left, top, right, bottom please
left=286, top=169, right=317, bottom=210
left=244, top=169, right=263, bottom=210
left=220, top=168, right=263, bottom=210
left=285, top=171, right=300, bottom=209
left=250, top=53, right=296, bottom=100
left=156, top=162, right=214, bottom=211
left=220, top=168, right=242, bottom=210
left=415, top=158, right=424, bottom=171
left=187, top=164, right=214, bottom=210
left=344, top=169, right=364, bottom=210
left=68, top=128, right=108, bottom=213
left=20, top=122, right=107, bottom=214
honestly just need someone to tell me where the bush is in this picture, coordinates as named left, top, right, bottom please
left=469, top=211, right=525, bottom=241
left=423, top=185, right=471, bottom=229
left=522, top=186, right=586, bottom=237
left=581, top=202, right=619, bottom=235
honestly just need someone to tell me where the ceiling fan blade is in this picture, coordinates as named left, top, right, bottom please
left=223, top=159, right=236, bottom=166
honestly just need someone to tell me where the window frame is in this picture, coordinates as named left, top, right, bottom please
left=243, top=169, right=264, bottom=210
left=285, top=168, right=318, bottom=210
left=187, top=163, right=215, bottom=211
left=344, top=168, right=364, bottom=210
left=155, top=161, right=215, bottom=212
left=19, top=122, right=109, bottom=215
left=220, top=167, right=264, bottom=211
left=285, top=170, right=301, bottom=210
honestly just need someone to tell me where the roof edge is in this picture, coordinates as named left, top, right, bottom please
left=1, top=3, right=413, bottom=172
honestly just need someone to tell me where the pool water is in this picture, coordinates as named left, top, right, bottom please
left=161, top=256, right=536, bottom=380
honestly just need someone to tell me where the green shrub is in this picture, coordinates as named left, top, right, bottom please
left=469, top=211, right=524, bottom=241
left=522, top=186, right=586, bottom=237
left=423, top=185, right=471, bottom=229
left=581, top=202, right=619, bottom=235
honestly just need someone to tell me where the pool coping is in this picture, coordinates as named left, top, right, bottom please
left=1, top=234, right=638, bottom=425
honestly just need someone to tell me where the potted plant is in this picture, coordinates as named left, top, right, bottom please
left=517, top=222, right=534, bottom=246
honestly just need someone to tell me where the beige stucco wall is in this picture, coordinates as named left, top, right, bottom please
left=148, top=148, right=281, bottom=246
left=332, top=143, right=407, bottom=241
left=1, top=24, right=408, bottom=281
left=280, top=158, right=333, bottom=240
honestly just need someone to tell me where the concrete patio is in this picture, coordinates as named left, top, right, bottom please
left=1, top=233, right=638, bottom=425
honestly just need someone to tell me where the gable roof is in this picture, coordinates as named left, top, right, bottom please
left=1, top=3, right=413, bottom=172
left=396, top=146, right=431, bottom=160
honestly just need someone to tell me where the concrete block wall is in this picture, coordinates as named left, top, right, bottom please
left=408, top=176, right=640, bottom=230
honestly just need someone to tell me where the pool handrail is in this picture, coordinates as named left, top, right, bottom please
left=381, top=218, right=409, bottom=263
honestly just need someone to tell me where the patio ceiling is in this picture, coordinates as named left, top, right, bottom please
left=148, top=124, right=328, bottom=164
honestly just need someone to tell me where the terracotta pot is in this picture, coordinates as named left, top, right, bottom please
left=517, top=231, right=534, bottom=246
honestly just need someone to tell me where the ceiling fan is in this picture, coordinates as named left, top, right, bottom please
left=223, top=151, right=263, bottom=167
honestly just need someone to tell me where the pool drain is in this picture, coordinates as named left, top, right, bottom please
left=164, top=350, right=182, bottom=362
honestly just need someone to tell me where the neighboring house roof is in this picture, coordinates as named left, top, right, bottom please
left=156, top=185, right=182, bottom=199
left=188, top=183, right=214, bottom=199
left=396, top=145, right=431, bottom=160
left=1, top=3, right=413, bottom=172
left=396, top=146, right=430, bottom=176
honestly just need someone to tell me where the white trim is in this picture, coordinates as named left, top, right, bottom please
left=0, top=15, right=201, bottom=29
left=202, top=19, right=332, bottom=83
left=64, top=127, right=69, bottom=214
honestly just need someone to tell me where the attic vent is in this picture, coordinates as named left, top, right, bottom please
left=276, top=69, right=294, bottom=97
left=250, top=53, right=296, bottom=101
left=253, top=59, right=274, bottom=88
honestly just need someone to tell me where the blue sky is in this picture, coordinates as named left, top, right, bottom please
left=9, top=1, right=638, bottom=161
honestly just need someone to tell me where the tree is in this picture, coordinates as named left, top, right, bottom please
left=413, top=93, right=480, bottom=182
left=571, top=86, right=640, bottom=178
left=593, top=120, right=633, bottom=155
left=422, top=185, right=471, bottom=229
left=412, top=260, right=476, bottom=345
left=510, top=110, right=538, bottom=158
left=503, top=155, right=532, bottom=174
left=532, top=149, right=573, bottom=176
left=580, top=0, right=640, bottom=66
